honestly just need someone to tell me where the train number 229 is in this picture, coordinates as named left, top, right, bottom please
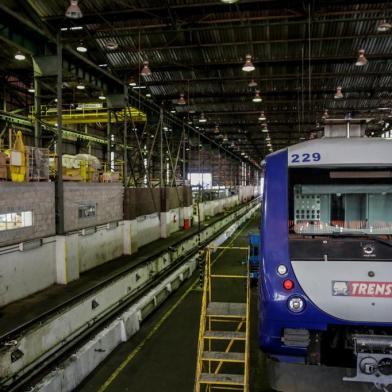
left=291, top=152, right=321, bottom=163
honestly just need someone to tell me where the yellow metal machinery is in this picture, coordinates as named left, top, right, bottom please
left=30, top=104, right=147, bottom=125
left=194, top=246, right=250, bottom=392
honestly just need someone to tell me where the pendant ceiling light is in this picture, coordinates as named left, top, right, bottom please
left=105, top=40, right=118, bottom=50
left=76, top=42, right=87, bottom=53
left=14, top=51, right=26, bottom=61
left=334, top=86, right=343, bottom=99
left=214, top=125, right=220, bottom=134
left=322, top=109, right=329, bottom=120
left=76, top=80, right=85, bottom=90
left=248, top=79, right=257, bottom=87
left=28, top=84, right=35, bottom=93
left=177, top=93, right=186, bottom=105
left=199, top=112, right=207, bottom=123
left=262, top=126, right=268, bottom=133
left=377, top=19, right=392, bottom=32
left=355, top=49, right=368, bottom=66
left=98, top=92, right=106, bottom=100
left=128, top=77, right=137, bottom=87
left=140, top=61, right=152, bottom=76
left=258, top=111, right=266, bottom=121
left=65, top=0, right=83, bottom=19
left=252, top=90, right=262, bottom=103
left=242, top=54, right=255, bottom=72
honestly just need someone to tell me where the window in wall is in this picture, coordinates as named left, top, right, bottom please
left=78, top=204, right=96, bottom=219
left=187, top=172, right=212, bottom=189
left=0, top=211, right=33, bottom=231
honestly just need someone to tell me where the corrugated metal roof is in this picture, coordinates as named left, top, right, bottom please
left=8, top=0, right=392, bottom=154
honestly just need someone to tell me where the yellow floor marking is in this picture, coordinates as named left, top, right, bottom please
left=98, top=216, right=256, bottom=392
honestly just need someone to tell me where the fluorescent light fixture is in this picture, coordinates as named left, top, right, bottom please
left=242, top=54, right=255, bottom=72
left=76, top=42, right=87, bottom=53
left=355, top=49, right=368, bottom=66
left=252, top=90, right=262, bottom=103
left=199, top=113, right=207, bottom=123
left=99, top=63, right=108, bottom=68
left=15, top=51, right=26, bottom=61
left=65, top=0, right=82, bottom=19
left=132, top=85, right=146, bottom=89
left=141, top=61, right=152, bottom=76
left=177, top=93, right=186, bottom=105
left=334, top=86, right=343, bottom=99
left=377, top=20, right=392, bottom=32
left=70, top=26, right=83, bottom=31
left=146, top=93, right=152, bottom=97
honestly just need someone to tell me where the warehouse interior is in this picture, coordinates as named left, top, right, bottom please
left=0, top=1, right=391, bottom=391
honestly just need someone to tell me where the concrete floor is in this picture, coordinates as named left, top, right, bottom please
left=77, top=213, right=272, bottom=392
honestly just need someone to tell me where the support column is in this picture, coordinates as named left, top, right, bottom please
left=55, top=31, right=64, bottom=235
left=107, top=109, right=112, bottom=170
left=123, top=104, right=128, bottom=186
left=33, top=76, right=42, bottom=148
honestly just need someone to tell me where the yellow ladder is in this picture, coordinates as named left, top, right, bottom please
left=194, top=246, right=250, bottom=392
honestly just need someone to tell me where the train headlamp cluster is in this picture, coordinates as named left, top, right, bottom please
left=288, top=296, right=305, bottom=313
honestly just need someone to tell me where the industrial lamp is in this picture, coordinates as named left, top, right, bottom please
left=141, top=61, right=152, bottom=76
left=242, top=55, right=255, bottom=72
left=76, top=42, right=87, bottom=53
left=177, top=93, right=186, bottom=105
left=377, top=20, right=392, bottom=32
left=15, top=51, right=26, bottom=61
left=199, top=113, right=207, bottom=123
left=334, top=86, right=343, bottom=99
left=252, top=90, right=262, bottom=103
left=355, top=49, right=368, bottom=66
left=65, top=0, right=83, bottom=19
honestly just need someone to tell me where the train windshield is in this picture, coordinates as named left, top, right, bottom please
left=289, top=168, right=392, bottom=236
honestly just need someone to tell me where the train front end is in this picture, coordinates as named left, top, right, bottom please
left=259, top=136, right=392, bottom=386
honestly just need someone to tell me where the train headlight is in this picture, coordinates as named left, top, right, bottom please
left=277, top=265, right=287, bottom=276
left=288, top=296, right=305, bottom=313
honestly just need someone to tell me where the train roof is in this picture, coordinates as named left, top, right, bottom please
left=283, top=137, right=392, bottom=168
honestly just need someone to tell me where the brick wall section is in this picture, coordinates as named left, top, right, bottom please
left=63, top=183, right=123, bottom=232
left=124, top=188, right=160, bottom=220
left=124, top=186, right=192, bottom=219
left=0, top=182, right=55, bottom=247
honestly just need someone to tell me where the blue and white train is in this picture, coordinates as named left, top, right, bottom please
left=259, top=130, right=392, bottom=389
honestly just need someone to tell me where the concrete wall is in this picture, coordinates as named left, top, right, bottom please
left=194, top=194, right=240, bottom=223
left=63, top=183, right=123, bottom=232
left=0, top=183, right=55, bottom=247
left=135, top=213, right=161, bottom=248
left=0, top=238, right=56, bottom=306
left=239, top=185, right=257, bottom=203
left=78, top=224, right=124, bottom=273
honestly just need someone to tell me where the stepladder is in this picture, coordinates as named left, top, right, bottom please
left=194, top=246, right=250, bottom=392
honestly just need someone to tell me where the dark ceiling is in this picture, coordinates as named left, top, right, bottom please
left=1, top=0, right=392, bottom=162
